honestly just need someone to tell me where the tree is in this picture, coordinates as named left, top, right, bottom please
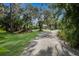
left=43, top=10, right=56, bottom=30
left=22, top=4, right=39, bottom=32
left=0, top=3, right=25, bottom=33
left=0, top=4, right=7, bottom=30
left=49, top=3, right=79, bottom=48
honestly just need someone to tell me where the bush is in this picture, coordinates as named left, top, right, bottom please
left=59, top=20, right=79, bottom=48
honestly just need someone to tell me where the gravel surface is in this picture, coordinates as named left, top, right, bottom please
left=21, top=30, right=79, bottom=56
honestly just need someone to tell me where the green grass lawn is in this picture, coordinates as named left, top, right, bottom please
left=0, top=31, right=39, bottom=56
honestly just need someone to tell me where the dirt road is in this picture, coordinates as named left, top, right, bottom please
left=21, top=30, right=79, bottom=56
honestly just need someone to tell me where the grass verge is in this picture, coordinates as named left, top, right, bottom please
left=0, top=31, right=39, bottom=56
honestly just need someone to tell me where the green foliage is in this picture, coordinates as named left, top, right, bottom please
left=49, top=3, right=79, bottom=48
left=61, top=4, right=79, bottom=48
left=59, top=20, right=79, bottom=47
left=0, top=3, right=34, bottom=33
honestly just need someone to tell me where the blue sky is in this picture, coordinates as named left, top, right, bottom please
left=4, top=3, right=48, bottom=9
left=32, top=3, right=48, bottom=9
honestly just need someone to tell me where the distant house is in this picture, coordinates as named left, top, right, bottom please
left=31, top=18, right=39, bottom=26
left=43, top=24, right=48, bottom=29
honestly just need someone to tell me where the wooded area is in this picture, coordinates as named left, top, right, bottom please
left=0, top=3, right=79, bottom=55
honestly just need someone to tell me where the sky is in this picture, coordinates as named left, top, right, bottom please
left=4, top=3, right=48, bottom=9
